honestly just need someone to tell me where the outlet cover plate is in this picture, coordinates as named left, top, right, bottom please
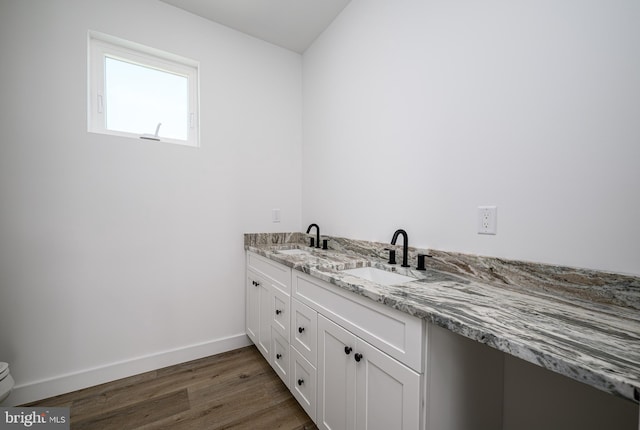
left=272, top=208, right=281, bottom=223
left=478, top=206, right=497, bottom=235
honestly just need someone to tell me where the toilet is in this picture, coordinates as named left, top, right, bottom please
left=0, top=362, right=15, bottom=404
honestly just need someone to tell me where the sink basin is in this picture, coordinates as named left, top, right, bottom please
left=341, top=267, right=415, bottom=286
left=277, top=249, right=311, bottom=256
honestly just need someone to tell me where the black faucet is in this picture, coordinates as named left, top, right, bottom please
left=391, top=229, right=410, bottom=267
left=306, top=223, right=320, bottom=248
left=384, top=248, right=397, bottom=265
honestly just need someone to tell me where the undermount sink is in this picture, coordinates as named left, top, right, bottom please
left=277, top=249, right=311, bottom=256
left=341, top=267, right=415, bottom=286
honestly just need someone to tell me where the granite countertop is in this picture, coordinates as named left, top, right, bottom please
left=245, top=233, right=640, bottom=404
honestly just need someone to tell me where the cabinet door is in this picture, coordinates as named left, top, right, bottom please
left=246, top=271, right=261, bottom=345
left=355, top=339, right=421, bottom=430
left=257, top=280, right=272, bottom=360
left=318, top=315, right=356, bottom=430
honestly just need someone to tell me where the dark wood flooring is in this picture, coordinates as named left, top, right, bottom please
left=25, top=346, right=317, bottom=429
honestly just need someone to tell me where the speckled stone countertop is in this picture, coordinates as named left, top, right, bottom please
left=244, top=232, right=640, bottom=403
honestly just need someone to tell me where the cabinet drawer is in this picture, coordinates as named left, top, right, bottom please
left=271, top=329, right=290, bottom=388
left=271, top=286, right=290, bottom=341
left=291, top=298, right=318, bottom=366
left=290, top=345, right=317, bottom=422
left=247, top=252, right=291, bottom=294
left=294, top=272, right=423, bottom=372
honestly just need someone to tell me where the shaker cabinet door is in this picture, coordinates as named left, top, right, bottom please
left=355, top=338, right=420, bottom=430
left=245, top=271, right=261, bottom=345
left=257, top=281, right=272, bottom=360
left=317, top=315, right=356, bottom=430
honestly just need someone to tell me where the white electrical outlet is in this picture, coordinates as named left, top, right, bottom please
left=272, top=208, right=281, bottom=223
left=478, top=206, right=497, bottom=235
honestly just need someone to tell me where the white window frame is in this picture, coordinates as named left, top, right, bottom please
left=88, top=31, right=200, bottom=147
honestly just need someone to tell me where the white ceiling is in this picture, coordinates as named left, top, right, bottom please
left=159, top=0, right=352, bottom=53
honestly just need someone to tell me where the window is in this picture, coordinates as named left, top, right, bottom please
left=88, top=32, right=199, bottom=147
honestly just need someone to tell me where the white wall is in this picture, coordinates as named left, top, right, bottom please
left=302, top=0, right=640, bottom=275
left=425, top=325, right=637, bottom=429
left=502, top=355, right=637, bottom=429
left=0, top=0, right=301, bottom=404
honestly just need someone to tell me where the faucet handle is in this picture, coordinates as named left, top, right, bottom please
left=416, top=253, right=432, bottom=271
left=384, top=248, right=396, bottom=265
left=309, top=237, right=315, bottom=248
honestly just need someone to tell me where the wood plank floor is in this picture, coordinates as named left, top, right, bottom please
left=25, top=346, right=318, bottom=430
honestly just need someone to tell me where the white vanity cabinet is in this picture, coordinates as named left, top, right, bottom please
left=246, top=251, right=640, bottom=430
left=293, top=271, right=423, bottom=430
left=318, top=315, right=420, bottom=430
left=246, top=252, right=423, bottom=430
left=245, top=252, right=292, bottom=386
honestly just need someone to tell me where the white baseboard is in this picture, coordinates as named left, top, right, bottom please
left=4, top=333, right=252, bottom=406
